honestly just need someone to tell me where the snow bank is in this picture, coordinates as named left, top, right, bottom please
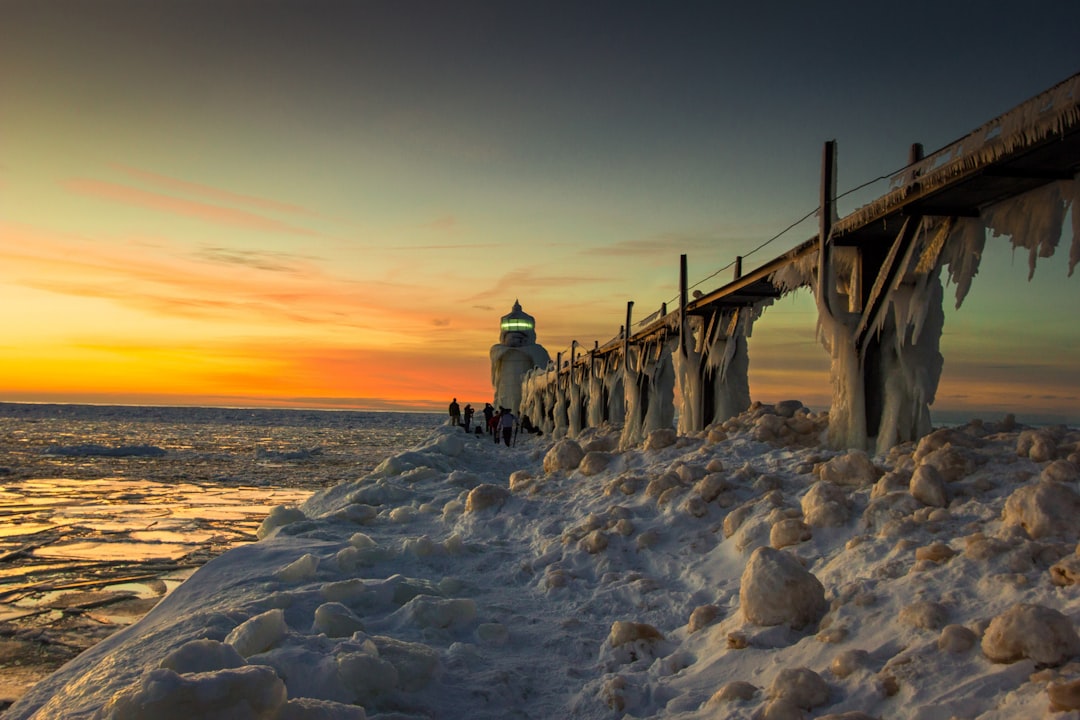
left=9, top=412, right=1080, bottom=719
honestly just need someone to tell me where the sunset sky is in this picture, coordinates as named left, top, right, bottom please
left=1, top=1, right=1078, bottom=423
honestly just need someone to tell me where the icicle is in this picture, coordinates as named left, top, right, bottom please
left=1066, top=175, right=1080, bottom=277
left=942, top=217, right=987, bottom=309
left=984, top=181, right=1067, bottom=280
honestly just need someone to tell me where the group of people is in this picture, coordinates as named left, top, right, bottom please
left=448, top=398, right=542, bottom=447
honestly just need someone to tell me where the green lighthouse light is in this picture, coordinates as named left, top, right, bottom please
left=501, top=318, right=534, bottom=332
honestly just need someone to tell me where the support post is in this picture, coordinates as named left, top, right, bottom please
left=571, top=340, right=578, bottom=383
left=733, top=255, right=742, bottom=281
left=820, top=140, right=836, bottom=243
left=818, top=140, right=838, bottom=315
left=555, top=351, right=562, bottom=391
left=679, top=254, right=688, bottom=357
left=907, top=142, right=924, bottom=184
left=623, top=301, right=634, bottom=368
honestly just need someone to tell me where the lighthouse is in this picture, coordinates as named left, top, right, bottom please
left=490, top=300, right=550, bottom=413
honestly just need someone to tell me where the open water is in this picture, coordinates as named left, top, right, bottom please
left=0, top=402, right=440, bottom=706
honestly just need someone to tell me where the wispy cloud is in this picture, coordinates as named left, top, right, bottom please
left=0, top=222, right=451, bottom=336
left=418, top=214, right=459, bottom=232
left=109, top=164, right=315, bottom=216
left=579, top=228, right=778, bottom=260
left=193, top=246, right=320, bottom=273
left=579, top=234, right=724, bottom=258
left=394, top=243, right=502, bottom=250
left=463, top=267, right=610, bottom=303
left=63, top=179, right=322, bottom=237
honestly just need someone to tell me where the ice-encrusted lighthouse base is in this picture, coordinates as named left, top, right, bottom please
left=490, top=301, right=549, bottom=414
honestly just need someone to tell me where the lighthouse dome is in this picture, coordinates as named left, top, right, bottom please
left=499, top=300, right=536, bottom=346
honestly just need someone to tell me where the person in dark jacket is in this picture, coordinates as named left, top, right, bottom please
left=519, top=414, right=542, bottom=436
left=498, top=408, right=516, bottom=447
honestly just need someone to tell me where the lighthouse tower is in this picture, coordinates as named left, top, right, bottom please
left=490, top=300, right=550, bottom=413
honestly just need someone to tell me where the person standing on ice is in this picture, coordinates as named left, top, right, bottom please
left=482, top=403, right=495, bottom=437
left=448, top=398, right=461, bottom=426
left=463, top=404, right=474, bottom=432
left=498, top=407, right=516, bottom=446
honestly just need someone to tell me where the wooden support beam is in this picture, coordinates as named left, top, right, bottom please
left=983, top=166, right=1076, bottom=180
left=903, top=204, right=980, bottom=218
left=624, top=301, right=634, bottom=370
left=854, top=215, right=923, bottom=352
left=733, top=256, right=742, bottom=280
left=703, top=309, right=719, bottom=348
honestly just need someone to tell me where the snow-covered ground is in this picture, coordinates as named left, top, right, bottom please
left=8, top=403, right=1080, bottom=719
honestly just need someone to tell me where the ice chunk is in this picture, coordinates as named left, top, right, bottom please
left=275, top=553, right=319, bottom=583
left=464, top=484, right=510, bottom=512
left=336, top=652, right=398, bottom=705
left=739, top=547, right=826, bottom=629
left=543, top=439, right=585, bottom=472
left=313, top=602, right=365, bottom=638
left=257, top=506, right=307, bottom=539
left=398, top=595, right=476, bottom=630
left=1002, top=481, right=1080, bottom=539
left=275, top=697, right=367, bottom=719
left=982, top=603, right=1080, bottom=665
left=96, top=665, right=286, bottom=719
left=158, top=639, right=246, bottom=675
left=225, top=608, right=288, bottom=657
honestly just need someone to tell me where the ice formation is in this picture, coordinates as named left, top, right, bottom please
left=517, top=156, right=1073, bottom=457
left=524, top=161, right=1074, bottom=455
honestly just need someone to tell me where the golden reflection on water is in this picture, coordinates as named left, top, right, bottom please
left=1, top=477, right=309, bottom=563
left=0, top=476, right=310, bottom=623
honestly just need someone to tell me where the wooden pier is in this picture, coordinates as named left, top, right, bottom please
left=520, top=71, right=1080, bottom=451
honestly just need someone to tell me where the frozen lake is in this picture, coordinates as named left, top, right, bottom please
left=0, top=403, right=439, bottom=706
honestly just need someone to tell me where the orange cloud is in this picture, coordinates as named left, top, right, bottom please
left=0, top=222, right=462, bottom=339
left=63, top=179, right=322, bottom=237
